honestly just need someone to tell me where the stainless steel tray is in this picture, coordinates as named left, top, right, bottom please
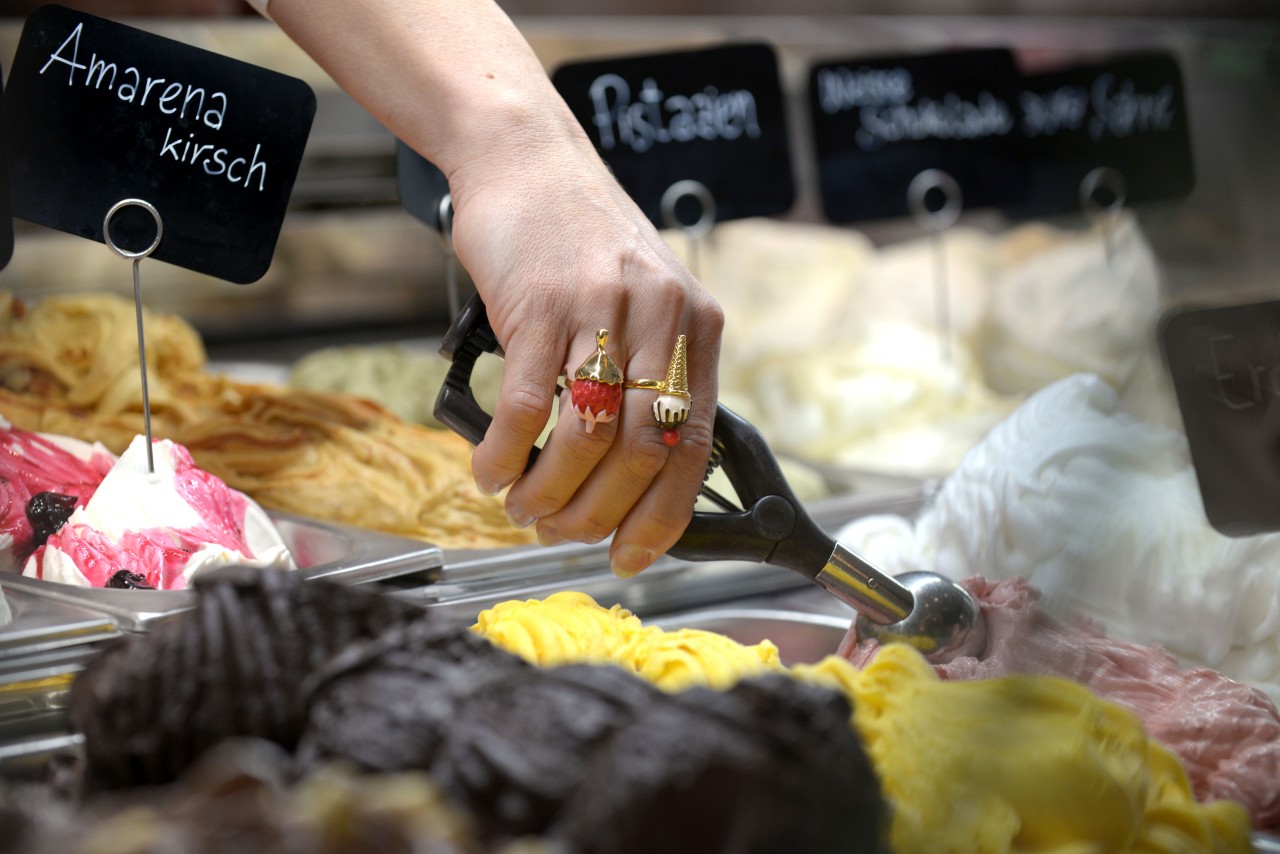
left=417, top=489, right=927, bottom=620
left=651, top=607, right=849, bottom=666
left=0, top=510, right=444, bottom=631
left=0, top=587, right=120, bottom=657
left=0, top=731, right=82, bottom=780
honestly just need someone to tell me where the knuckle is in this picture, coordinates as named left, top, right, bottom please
left=510, top=486, right=563, bottom=522
left=562, top=421, right=615, bottom=464
left=644, top=504, right=695, bottom=542
left=501, top=386, right=553, bottom=436
left=622, top=430, right=670, bottom=483
left=671, top=418, right=715, bottom=467
left=696, top=298, right=726, bottom=339
left=653, top=274, right=689, bottom=313
left=572, top=516, right=614, bottom=545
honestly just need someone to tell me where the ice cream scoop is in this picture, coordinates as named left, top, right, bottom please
left=849, top=569, right=985, bottom=661
left=436, top=294, right=984, bottom=662
left=669, top=404, right=983, bottom=662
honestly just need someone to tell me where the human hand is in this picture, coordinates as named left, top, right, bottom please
left=447, top=119, right=724, bottom=577
left=263, top=0, right=722, bottom=576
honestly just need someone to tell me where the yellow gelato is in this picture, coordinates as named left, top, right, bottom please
left=796, top=647, right=1251, bottom=854
left=473, top=592, right=1252, bottom=854
left=472, top=591, right=782, bottom=692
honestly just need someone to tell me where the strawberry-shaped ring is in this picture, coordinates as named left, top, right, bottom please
left=624, top=334, right=691, bottom=447
left=569, top=329, right=624, bottom=433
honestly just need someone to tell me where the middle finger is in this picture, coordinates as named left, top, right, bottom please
left=503, top=325, right=628, bottom=531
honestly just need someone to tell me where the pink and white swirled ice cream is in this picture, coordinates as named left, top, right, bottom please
left=1, top=422, right=293, bottom=590
left=0, top=418, right=115, bottom=570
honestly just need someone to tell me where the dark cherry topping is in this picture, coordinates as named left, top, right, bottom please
left=26, top=491, right=79, bottom=548
left=106, top=570, right=154, bottom=590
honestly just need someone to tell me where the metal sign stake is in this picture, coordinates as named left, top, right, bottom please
left=1080, top=167, right=1128, bottom=270
left=907, top=169, right=963, bottom=363
left=661, top=179, right=717, bottom=282
left=103, top=198, right=163, bottom=475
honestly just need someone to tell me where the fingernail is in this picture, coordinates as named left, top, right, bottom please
left=506, top=506, right=534, bottom=529
left=611, top=545, right=653, bottom=578
left=476, top=478, right=505, bottom=497
left=538, top=526, right=567, bottom=547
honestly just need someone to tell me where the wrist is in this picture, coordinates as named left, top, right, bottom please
left=431, top=82, right=601, bottom=201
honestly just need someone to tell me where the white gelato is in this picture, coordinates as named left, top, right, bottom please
left=25, top=435, right=294, bottom=590
left=746, top=320, right=1016, bottom=477
left=839, top=373, right=1280, bottom=703
left=680, top=215, right=1161, bottom=482
left=979, top=213, right=1161, bottom=396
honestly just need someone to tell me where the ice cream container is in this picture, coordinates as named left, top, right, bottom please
left=651, top=608, right=848, bottom=666
left=407, top=490, right=926, bottom=621
left=0, top=510, right=443, bottom=631
left=0, top=586, right=119, bottom=657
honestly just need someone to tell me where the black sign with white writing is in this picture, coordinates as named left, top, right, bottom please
left=1004, top=52, right=1194, bottom=218
left=1161, top=302, right=1280, bottom=536
left=4, top=5, right=315, bottom=283
left=396, top=140, right=451, bottom=233
left=552, top=42, right=794, bottom=229
left=808, top=48, right=1023, bottom=223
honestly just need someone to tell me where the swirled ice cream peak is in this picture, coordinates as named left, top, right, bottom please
left=24, top=435, right=294, bottom=589
left=839, top=373, right=1280, bottom=704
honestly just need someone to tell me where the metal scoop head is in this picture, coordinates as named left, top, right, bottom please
left=850, top=570, right=986, bottom=662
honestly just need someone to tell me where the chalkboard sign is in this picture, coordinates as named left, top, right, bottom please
left=808, top=48, right=1024, bottom=224
left=552, top=42, right=795, bottom=229
left=4, top=5, right=316, bottom=284
left=0, top=63, right=12, bottom=272
left=1160, top=301, right=1280, bottom=537
left=396, top=140, right=451, bottom=233
left=1004, top=51, right=1194, bottom=219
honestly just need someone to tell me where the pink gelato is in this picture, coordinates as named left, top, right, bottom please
left=21, top=435, right=295, bottom=590
left=0, top=421, right=114, bottom=569
left=842, top=576, right=1280, bottom=833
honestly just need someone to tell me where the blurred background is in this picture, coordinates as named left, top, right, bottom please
left=0, top=1, right=1274, bottom=360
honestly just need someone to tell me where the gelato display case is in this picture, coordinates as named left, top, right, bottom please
left=0, top=5, right=1279, bottom=852
left=1, top=510, right=445, bottom=631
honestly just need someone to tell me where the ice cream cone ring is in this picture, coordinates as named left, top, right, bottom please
left=623, top=335, right=691, bottom=447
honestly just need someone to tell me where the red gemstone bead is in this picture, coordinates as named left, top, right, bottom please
left=662, top=429, right=680, bottom=447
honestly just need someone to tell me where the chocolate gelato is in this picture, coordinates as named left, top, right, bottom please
left=61, top=568, right=888, bottom=853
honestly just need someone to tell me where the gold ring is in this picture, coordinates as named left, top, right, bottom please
left=569, top=329, right=623, bottom=433
left=624, top=335, right=690, bottom=446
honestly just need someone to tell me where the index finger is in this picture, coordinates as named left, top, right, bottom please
left=471, top=324, right=564, bottom=495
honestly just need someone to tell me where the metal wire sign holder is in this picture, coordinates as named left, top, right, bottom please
left=1079, top=166, right=1128, bottom=270
left=907, top=168, right=963, bottom=363
left=661, top=179, right=717, bottom=282
left=103, top=197, right=163, bottom=476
